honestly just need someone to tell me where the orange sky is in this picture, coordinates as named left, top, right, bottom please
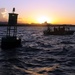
left=0, top=0, right=75, bottom=24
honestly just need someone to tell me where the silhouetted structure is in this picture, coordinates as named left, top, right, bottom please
left=1, top=8, right=21, bottom=49
left=7, top=8, right=18, bottom=36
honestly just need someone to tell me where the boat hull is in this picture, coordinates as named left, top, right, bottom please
left=43, top=30, right=74, bottom=35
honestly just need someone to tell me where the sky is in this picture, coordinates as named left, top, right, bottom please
left=0, top=0, right=75, bottom=24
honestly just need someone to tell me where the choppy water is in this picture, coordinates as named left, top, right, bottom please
left=0, top=26, right=75, bottom=75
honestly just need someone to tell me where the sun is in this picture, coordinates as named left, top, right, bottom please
left=37, top=16, right=51, bottom=24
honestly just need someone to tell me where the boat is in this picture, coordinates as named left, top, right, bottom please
left=43, top=25, right=75, bottom=35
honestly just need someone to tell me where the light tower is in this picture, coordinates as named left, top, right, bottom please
left=7, top=8, right=18, bottom=36
left=1, top=8, right=21, bottom=49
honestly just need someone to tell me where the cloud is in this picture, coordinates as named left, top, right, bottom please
left=0, top=8, right=7, bottom=22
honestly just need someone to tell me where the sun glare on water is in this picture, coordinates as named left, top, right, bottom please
left=37, top=16, right=51, bottom=24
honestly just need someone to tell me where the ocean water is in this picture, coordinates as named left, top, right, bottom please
left=0, top=26, right=75, bottom=75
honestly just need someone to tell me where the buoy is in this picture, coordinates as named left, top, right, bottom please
left=1, top=8, right=22, bottom=49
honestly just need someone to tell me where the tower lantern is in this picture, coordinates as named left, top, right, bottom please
left=13, top=8, right=15, bottom=13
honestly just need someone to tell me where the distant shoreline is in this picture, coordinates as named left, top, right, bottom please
left=0, top=24, right=75, bottom=27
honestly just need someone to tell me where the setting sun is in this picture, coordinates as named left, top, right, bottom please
left=37, top=16, right=51, bottom=24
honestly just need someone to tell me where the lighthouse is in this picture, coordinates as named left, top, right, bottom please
left=1, top=8, right=21, bottom=49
